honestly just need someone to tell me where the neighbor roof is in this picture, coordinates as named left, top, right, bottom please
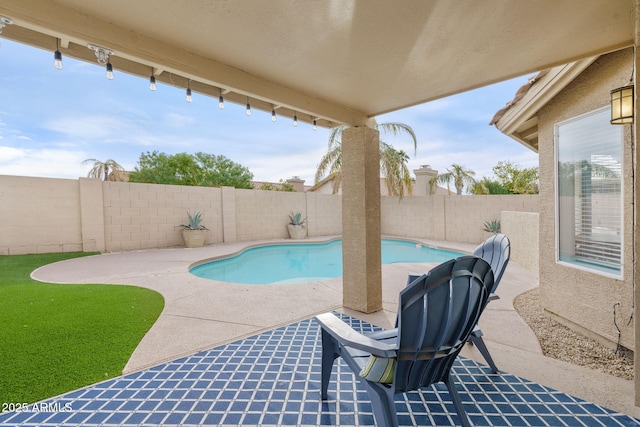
left=0, top=0, right=633, bottom=127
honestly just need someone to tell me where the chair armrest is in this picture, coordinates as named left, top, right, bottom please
left=315, top=313, right=398, bottom=358
left=489, top=293, right=500, bottom=301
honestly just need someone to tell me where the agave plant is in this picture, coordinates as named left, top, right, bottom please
left=180, top=211, right=209, bottom=230
left=483, top=219, right=501, bottom=234
left=288, top=212, right=307, bottom=226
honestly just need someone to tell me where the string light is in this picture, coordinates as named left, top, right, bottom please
left=293, top=112, right=298, bottom=127
left=186, top=80, right=192, bottom=103
left=246, top=97, right=251, bottom=116
left=218, top=88, right=224, bottom=109
left=53, top=38, right=63, bottom=70
left=88, top=45, right=114, bottom=79
left=271, top=107, right=277, bottom=122
left=149, top=69, right=157, bottom=91
left=106, top=62, right=114, bottom=80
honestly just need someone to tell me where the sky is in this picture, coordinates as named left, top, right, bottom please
left=0, top=38, right=539, bottom=186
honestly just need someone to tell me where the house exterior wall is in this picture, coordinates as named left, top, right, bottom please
left=537, top=48, right=634, bottom=350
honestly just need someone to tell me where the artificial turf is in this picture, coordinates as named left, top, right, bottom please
left=0, top=252, right=164, bottom=404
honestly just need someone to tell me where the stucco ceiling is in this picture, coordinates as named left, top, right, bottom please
left=0, top=0, right=634, bottom=127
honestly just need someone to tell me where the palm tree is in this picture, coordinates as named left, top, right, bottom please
left=315, top=120, right=417, bottom=197
left=434, top=163, right=476, bottom=195
left=380, top=145, right=413, bottom=197
left=83, top=158, right=126, bottom=181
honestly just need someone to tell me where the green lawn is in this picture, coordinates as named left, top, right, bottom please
left=0, top=252, right=164, bottom=404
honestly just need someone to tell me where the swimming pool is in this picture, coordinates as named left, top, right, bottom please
left=189, top=239, right=463, bottom=285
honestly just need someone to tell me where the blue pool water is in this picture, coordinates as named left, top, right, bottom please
left=190, top=239, right=463, bottom=285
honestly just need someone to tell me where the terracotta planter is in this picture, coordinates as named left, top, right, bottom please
left=287, top=224, right=307, bottom=239
left=182, top=229, right=208, bottom=248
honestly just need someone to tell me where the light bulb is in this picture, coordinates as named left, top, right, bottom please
left=293, top=114, right=298, bottom=127
left=246, top=100, right=251, bottom=116
left=313, top=119, right=317, bottom=130
left=53, top=50, right=63, bottom=70
left=218, top=94, right=224, bottom=109
left=271, top=109, right=277, bottom=122
left=149, top=75, right=157, bottom=91
left=186, top=87, right=192, bottom=103
left=106, top=62, right=114, bottom=80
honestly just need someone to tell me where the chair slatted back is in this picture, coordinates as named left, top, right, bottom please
left=394, top=256, right=493, bottom=393
left=473, top=233, right=510, bottom=293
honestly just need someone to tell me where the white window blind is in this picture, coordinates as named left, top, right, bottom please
left=556, top=108, right=623, bottom=275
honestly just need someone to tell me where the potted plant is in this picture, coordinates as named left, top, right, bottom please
left=287, top=212, right=307, bottom=239
left=179, top=211, right=209, bottom=248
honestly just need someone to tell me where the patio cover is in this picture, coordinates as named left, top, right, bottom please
left=0, top=0, right=633, bottom=127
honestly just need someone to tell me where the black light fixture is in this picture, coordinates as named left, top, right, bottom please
left=149, top=68, right=157, bottom=91
left=610, top=85, right=634, bottom=125
left=53, top=38, right=63, bottom=70
left=186, top=80, right=192, bottom=103
left=293, top=112, right=298, bottom=127
left=105, top=62, right=114, bottom=80
left=271, top=106, right=277, bottom=122
left=246, top=97, right=251, bottom=116
left=218, top=88, right=225, bottom=109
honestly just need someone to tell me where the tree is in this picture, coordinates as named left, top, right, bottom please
left=492, top=160, right=539, bottom=194
left=469, top=178, right=510, bottom=195
left=434, top=164, right=476, bottom=195
left=82, top=158, right=126, bottom=181
left=128, top=151, right=254, bottom=189
left=315, top=121, right=418, bottom=197
left=259, top=179, right=295, bottom=192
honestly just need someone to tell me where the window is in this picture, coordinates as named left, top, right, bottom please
left=556, top=108, right=623, bottom=276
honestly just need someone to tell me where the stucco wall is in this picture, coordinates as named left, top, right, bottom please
left=537, top=48, right=634, bottom=350
left=502, top=211, right=539, bottom=278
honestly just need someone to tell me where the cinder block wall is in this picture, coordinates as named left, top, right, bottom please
left=102, top=181, right=224, bottom=252
left=0, top=175, right=83, bottom=254
left=0, top=175, right=538, bottom=255
left=382, top=194, right=538, bottom=244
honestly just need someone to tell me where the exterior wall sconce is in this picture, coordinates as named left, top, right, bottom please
left=610, top=85, right=634, bottom=125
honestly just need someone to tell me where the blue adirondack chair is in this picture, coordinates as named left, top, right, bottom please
left=316, top=256, right=494, bottom=427
left=467, top=233, right=511, bottom=373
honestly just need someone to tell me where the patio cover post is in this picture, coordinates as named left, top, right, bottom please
left=341, top=125, right=383, bottom=313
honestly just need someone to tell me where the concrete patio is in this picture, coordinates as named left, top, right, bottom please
left=21, top=236, right=639, bottom=422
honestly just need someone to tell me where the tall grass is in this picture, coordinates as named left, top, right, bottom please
left=0, top=253, right=164, bottom=404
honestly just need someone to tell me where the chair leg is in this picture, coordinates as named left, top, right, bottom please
left=444, top=373, right=472, bottom=427
left=364, top=382, right=398, bottom=427
left=468, top=331, right=499, bottom=374
left=320, top=329, right=340, bottom=400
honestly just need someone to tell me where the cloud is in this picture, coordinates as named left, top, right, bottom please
left=0, top=146, right=88, bottom=179
left=164, top=113, right=196, bottom=128
left=0, top=146, right=26, bottom=161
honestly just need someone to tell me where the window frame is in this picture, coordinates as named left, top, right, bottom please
left=554, top=106, right=624, bottom=279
